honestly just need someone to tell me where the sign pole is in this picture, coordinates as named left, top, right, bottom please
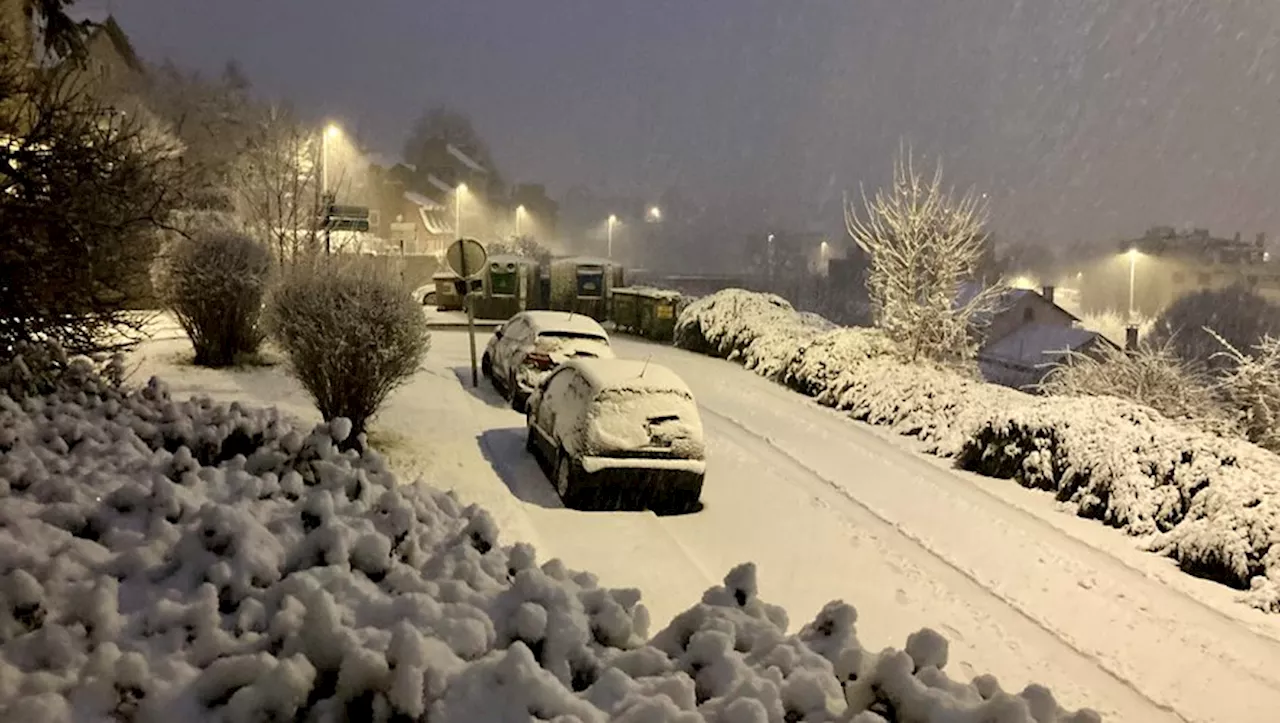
left=459, top=239, right=479, bottom=387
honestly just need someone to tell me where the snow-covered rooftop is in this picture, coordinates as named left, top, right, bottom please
left=403, top=190, right=444, bottom=211
left=568, top=357, right=692, bottom=395
left=980, top=323, right=1107, bottom=367
left=446, top=144, right=487, bottom=174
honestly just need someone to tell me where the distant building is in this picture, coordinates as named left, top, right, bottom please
left=1074, top=226, right=1279, bottom=316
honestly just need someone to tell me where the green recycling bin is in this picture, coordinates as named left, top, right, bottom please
left=609, top=286, right=681, bottom=341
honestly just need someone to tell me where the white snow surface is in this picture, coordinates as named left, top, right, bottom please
left=675, top=290, right=1280, bottom=615
left=524, top=310, right=611, bottom=339
left=115, top=313, right=1280, bottom=722
left=0, top=347, right=1097, bottom=722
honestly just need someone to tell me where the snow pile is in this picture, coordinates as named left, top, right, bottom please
left=675, top=289, right=1280, bottom=612
left=0, top=354, right=1096, bottom=721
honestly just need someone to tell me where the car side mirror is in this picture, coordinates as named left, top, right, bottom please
left=494, top=329, right=503, bottom=340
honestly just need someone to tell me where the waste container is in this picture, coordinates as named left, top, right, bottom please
left=611, top=287, right=681, bottom=341
left=549, top=257, right=623, bottom=321
left=611, top=288, right=641, bottom=332
left=433, top=271, right=465, bottom=311
left=473, top=255, right=539, bottom=320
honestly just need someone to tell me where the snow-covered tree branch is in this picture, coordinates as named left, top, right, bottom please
left=845, top=145, right=1001, bottom=363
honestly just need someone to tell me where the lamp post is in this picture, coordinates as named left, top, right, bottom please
left=515, top=204, right=526, bottom=237
left=322, top=124, right=341, bottom=255
left=647, top=206, right=662, bottom=223
left=607, top=214, right=618, bottom=259
left=455, top=183, right=468, bottom=238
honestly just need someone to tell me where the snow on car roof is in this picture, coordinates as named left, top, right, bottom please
left=519, top=310, right=608, bottom=337
left=566, top=357, right=691, bottom=394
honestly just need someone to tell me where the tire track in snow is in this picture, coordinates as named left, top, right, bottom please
left=693, top=404, right=1189, bottom=723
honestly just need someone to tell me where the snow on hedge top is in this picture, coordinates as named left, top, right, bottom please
left=0, top=353, right=1096, bottom=722
left=522, top=310, right=610, bottom=339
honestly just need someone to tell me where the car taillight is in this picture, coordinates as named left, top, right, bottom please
left=525, top=352, right=554, bottom=370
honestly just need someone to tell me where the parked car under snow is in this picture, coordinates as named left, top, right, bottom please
left=483, top=311, right=615, bottom=412
left=525, top=357, right=706, bottom=514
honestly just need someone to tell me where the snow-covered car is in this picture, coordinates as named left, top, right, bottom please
left=411, top=285, right=437, bottom=307
left=482, top=311, right=615, bottom=412
left=525, top=357, right=706, bottom=514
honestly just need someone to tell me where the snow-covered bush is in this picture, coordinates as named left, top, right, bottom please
left=0, top=368, right=1096, bottom=721
left=153, top=227, right=273, bottom=367
left=957, top=396, right=1280, bottom=610
left=782, top=328, right=897, bottom=397
left=677, top=288, right=1280, bottom=613
left=1212, top=331, right=1280, bottom=454
left=1149, top=286, right=1280, bottom=371
left=0, top=341, right=125, bottom=401
left=264, top=259, right=430, bottom=442
left=1038, top=342, right=1234, bottom=434
left=674, top=290, right=835, bottom=380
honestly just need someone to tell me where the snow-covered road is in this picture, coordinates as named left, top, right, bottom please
left=133, top=324, right=1280, bottom=723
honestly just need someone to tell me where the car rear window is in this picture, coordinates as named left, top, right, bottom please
left=537, top=331, right=607, bottom=342
left=584, top=389, right=704, bottom=458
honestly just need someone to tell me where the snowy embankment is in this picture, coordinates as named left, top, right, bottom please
left=0, top=348, right=1097, bottom=721
left=674, top=289, right=1280, bottom=613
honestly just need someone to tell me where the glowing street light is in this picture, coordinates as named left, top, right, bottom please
left=647, top=205, right=662, bottom=222
left=321, top=123, right=342, bottom=197
left=455, top=183, right=469, bottom=238
left=607, top=214, right=618, bottom=259
left=515, top=204, right=527, bottom=237
left=1126, top=247, right=1140, bottom=321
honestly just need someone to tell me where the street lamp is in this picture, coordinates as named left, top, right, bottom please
left=455, top=183, right=469, bottom=238
left=607, top=214, right=618, bottom=259
left=515, top=204, right=526, bottom=237
left=820, top=240, right=830, bottom=275
left=647, top=206, right=662, bottom=222
left=321, top=123, right=342, bottom=255
left=1126, top=247, right=1140, bottom=321
left=322, top=123, right=341, bottom=197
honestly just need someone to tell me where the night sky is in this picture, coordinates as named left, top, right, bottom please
left=85, top=0, right=1280, bottom=245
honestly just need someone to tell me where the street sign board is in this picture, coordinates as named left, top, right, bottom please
left=323, top=204, right=371, bottom=232
left=446, top=238, right=488, bottom=279
left=446, top=238, right=488, bottom=388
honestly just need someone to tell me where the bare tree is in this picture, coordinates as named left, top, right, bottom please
left=0, top=46, right=182, bottom=356
left=845, top=146, right=1001, bottom=362
left=232, top=105, right=325, bottom=264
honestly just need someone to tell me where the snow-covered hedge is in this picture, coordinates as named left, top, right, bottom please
left=675, top=289, right=1280, bottom=613
left=0, top=357, right=1097, bottom=721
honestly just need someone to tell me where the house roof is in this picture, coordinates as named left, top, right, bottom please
left=446, top=144, right=487, bottom=174
left=979, top=323, right=1110, bottom=368
left=404, top=190, right=444, bottom=211
left=956, top=282, right=1080, bottom=324
left=426, top=174, right=454, bottom=196
left=87, top=16, right=144, bottom=75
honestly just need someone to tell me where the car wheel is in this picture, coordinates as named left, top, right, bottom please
left=510, top=370, right=526, bottom=412
left=555, top=452, right=574, bottom=502
left=525, top=422, right=538, bottom=455
left=481, top=353, right=492, bottom=378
